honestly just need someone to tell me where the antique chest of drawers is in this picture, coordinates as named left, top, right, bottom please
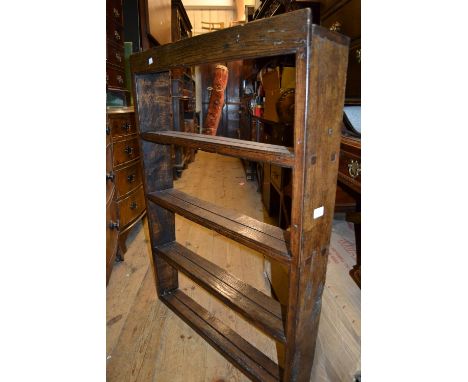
left=107, top=108, right=146, bottom=260
left=106, top=0, right=128, bottom=107
left=338, top=135, right=361, bottom=194
left=106, top=116, right=119, bottom=284
left=106, top=0, right=127, bottom=94
left=321, top=0, right=361, bottom=102
left=106, top=0, right=145, bottom=284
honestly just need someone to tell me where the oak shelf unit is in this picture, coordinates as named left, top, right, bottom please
left=130, top=9, right=349, bottom=382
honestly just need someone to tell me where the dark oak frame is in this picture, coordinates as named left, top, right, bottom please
left=130, top=9, right=349, bottom=382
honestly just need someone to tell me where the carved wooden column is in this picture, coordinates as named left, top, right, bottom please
left=204, top=64, right=228, bottom=135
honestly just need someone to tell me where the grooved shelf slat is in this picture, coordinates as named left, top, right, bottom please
left=156, top=241, right=286, bottom=343
left=161, top=290, right=281, bottom=382
left=147, top=189, right=291, bottom=265
left=141, top=131, right=295, bottom=168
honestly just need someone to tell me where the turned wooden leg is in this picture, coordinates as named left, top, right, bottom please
left=350, top=220, right=361, bottom=288
left=117, top=231, right=129, bottom=261
left=346, top=210, right=361, bottom=288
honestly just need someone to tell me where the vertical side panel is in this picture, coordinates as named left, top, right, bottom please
left=285, top=27, right=350, bottom=381
left=171, top=73, right=185, bottom=167
left=134, top=71, right=178, bottom=295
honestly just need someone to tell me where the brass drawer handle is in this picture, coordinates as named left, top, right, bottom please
left=348, top=160, right=361, bottom=179
left=124, top=146, right=134, bottom=155
left=106, top=172, right=115, bottom=182
left=116, top=75, right=124, bottom=84
left=113, top=8, right=120, bottom=18
left=114, top=30, right=120, bottom=41
left=130, top=201, right=138, bottom=210
left=115, top=52, right=122, bottom=62
left=330, top=21, right=341, bottom=32
left=127, top=174, right=136, bottom=183
left=109, top=220, right=119, bottom=230
left=121, top=122, right=131, bottom=131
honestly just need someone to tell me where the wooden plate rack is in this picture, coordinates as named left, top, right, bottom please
left=130, top=9, right=349, bottom=382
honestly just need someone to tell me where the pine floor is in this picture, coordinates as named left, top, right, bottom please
left=107, top=152, right=361, bottom=382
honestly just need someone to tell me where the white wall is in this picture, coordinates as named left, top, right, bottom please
left=183, top=0, right=257, bottom=35
left=185, top=8, right=236, bottom=36
left=182, top=0, right=234, bottom=8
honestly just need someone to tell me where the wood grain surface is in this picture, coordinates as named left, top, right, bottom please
left=130, top=10, right=351, bottom=381
left=147, top=188, right=291, bottom=265
left=283, top=25, right=350, bottom=382
left=141, top=131, right=295, bottom=168
left=162, top=290, right=281, bottom=382
left=156, top=241, right=286, bottom=343
left=106, top=152, right=360, bottom=382
left=130, top=9, right=313, bottom=73
left=133, top=71, right=178, bottom=296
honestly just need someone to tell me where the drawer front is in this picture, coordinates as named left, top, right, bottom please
left=270, top=164, right=283, bottom=190
left=108, top=113, right=137, bottom=139
left=346, top=43, right=361, bottom=100
left=338, top=149, right=361, bottom=192
left=112, top=137, right=140, bottom=167
left=117, top=186, right=145, bottom=227
left=106, top=0, right=123, bottom=25
left=321, top=0, right=360, bottom=40
left=106, top=115, right=111, bottom=145
left=106, top=65, right=126, bottom=89
left=106, top=18, right=124, bottom=45
left=106, top=191, right=119, bottom=282
left=106, top=143, right=115, bottom=204
left=115, top=161, right=142, bottom=198
left=106, top=42, right=125, bottom=69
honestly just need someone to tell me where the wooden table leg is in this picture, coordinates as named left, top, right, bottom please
left=346, top=211, right=361, bottom=288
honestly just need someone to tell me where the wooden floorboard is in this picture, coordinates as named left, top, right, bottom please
left=107, top=151, right=360, bottom=382
left=106, top=222, right=153, bottom=357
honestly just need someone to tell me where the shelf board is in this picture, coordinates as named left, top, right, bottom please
left=161, top=289, right=281, bottom=382
left=156, top=241, right=286, bottom=343
left=147, top=189, right=291, bottom=265
left=141, top=131, right=294, bottom=167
